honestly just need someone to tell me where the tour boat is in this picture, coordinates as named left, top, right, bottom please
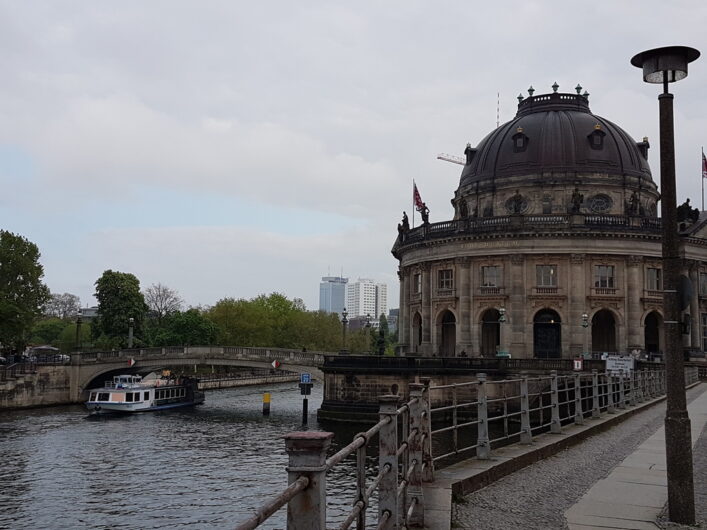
left=85, top=372, right=205, bottom=413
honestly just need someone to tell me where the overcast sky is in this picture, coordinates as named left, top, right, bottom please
left=2, top=1, right=706, bottom=312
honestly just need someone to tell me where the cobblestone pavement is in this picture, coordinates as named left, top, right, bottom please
left=452, top=384, right=707, bottom=530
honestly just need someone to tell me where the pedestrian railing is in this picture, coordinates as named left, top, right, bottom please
left=0, top=362, right=37, bottom=382
left=236, top=384, right=429, bottom=529
left=234, top=366, right=699, bottom=529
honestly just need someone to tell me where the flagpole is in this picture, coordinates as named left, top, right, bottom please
left=412, top=179, right=416, bottom=228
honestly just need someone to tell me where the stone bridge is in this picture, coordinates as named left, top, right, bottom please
left=69, top=346, right=328, bottom=401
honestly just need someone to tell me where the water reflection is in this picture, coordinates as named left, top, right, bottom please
left=0, top=383, right=383, bottom=529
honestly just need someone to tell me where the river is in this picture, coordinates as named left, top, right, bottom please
left=0, top=382, right=377, bottom=530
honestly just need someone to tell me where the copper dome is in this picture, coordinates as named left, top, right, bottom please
left=458, top=91, right=653, bottom=189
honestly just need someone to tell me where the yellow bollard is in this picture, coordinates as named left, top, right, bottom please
left=263, top=392, right=271, bottom=415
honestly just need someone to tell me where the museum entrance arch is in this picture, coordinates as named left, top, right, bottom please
left=534, top=309, right=561, bottom=358
left=591, top=309, right=617, bottom=354
left=644, top=311, right=663, bottom=355
left=480, top=309, right=500, bottom=357
left=438, top=310, right=456, bottom=357
left=412, top=312, right=422, bottom=352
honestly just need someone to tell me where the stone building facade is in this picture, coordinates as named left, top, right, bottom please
left=392, top=88, right=707, bottom=359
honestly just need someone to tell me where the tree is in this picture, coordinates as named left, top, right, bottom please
left=30, top=318, right=67, bottom=345
left=149, top=309, right=218, bottom=346
left=144, top=283, right=183, bottom=325
left=0, top=230, right=51, bottom=352
left=93, top=270, right=148, bottom=347
left=45, top=292, right=81, bottom=320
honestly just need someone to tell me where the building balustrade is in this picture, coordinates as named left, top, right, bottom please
left=479, top=286, right=503, bottom=295
left=591, top=287, right=619, bottom=296
left=533, top=286, right=559, bottom=295
left=644, top=289, right=663, bottom=299
left=433, top=288, right=456, bottom=299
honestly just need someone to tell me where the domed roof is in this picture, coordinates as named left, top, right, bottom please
left=459, top=91, right=652, bottom=188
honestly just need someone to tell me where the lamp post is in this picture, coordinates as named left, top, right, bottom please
left=341, top=308, right=349, bottom=353
left=75, top=309, right=83, bottom=352
left=365, top=313, right=372, bottom=353
left=581, top=312, right=589, bottom=359
left=128, top=317, right=135, bottom=349
left=631, top=45, right=700, bottom=525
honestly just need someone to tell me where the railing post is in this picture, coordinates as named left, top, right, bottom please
left=635, top=370, right=644, bottom=403
left=629, top=370, right=637, bottom=406
left=419, top=378, right=434, bottom=482
left=476, top=373, right=490, bottom=458
left=617, top=370, right=626, bottom=409
left=591, top=369, right=600, bottom=418
left=284, top=431, right=334, bottom=530
left=407, top=384, right=425, bottom=528
left=379, top=395, right=400, bottom=529
left=646, top=370, right=654, bottom=399
left=574, top=373, right=585, bottom=425
left=550, top=371, right=561, bottom=434
left=520, top=372, right=533, bottom=444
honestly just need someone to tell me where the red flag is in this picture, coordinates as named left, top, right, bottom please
left=413, top=181, right=424, bottom=211
left=702, top=152, right=707, bottom=179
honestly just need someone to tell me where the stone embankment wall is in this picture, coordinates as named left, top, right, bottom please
left=0, top=366, right=72, bottom=409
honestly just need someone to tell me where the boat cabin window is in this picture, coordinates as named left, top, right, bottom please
left=144, top=391, right=150, bottom=401
left=98, top=392, right=109, bottom=401
left=89, top=392, right=97, bottom=401
left=126, top=393, right=134, bottom=402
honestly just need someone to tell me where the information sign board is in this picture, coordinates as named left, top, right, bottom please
left=605, top=355, right=635, bottom=376
left=573, top=358, right=583, bottom=371
left=300, top=373, right=311, bottom=384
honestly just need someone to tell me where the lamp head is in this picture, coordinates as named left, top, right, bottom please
left=631, top=46, right=700, bottom=84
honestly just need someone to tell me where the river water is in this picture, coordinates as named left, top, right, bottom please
left=0, top=382, right=376, bottom=530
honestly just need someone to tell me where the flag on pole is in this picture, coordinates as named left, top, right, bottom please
left=413, top=181, right=424, bottom=211
left=702, top=151, right=707, bottom=179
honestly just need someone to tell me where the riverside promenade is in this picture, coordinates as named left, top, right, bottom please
left=443, top=382, right=707, bottom=529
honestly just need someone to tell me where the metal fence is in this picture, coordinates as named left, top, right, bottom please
left=235, top=366, right=699, bottom=529
left=0, top=362, right=38, bottom=382
left=236, top=384, right=429, bottom=529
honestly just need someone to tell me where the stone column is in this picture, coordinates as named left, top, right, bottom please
left=458, top=258, right=471, bottom=352
left=509, top=254, right=525, bottom=357
left=421, top=264, right=432, bottom=356
left=689, top=264, right=700, bottom=350
left=570, top=254, right=587, bottom=357
left=399, top=267, right=409, bottom=352
left=626, top=256, right=642, bottom=351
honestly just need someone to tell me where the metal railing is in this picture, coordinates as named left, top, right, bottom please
left=0, top=362, right=38, bottom=382
left=233, top=366, right=699, bottom=529
left=236, top=384, right=429, bottom=529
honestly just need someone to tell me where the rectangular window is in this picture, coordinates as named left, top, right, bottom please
left=413, top=273, right=422, bottom=294
left=89, top=392, right=97, bottom=401
left=594, top=265, right=615, bottom=288
left=647, top=268, right=662, bottom=290
left=703, top=314, right=707, bottom=351
left=701, top=273, right=707, bottom=296
left=536, top=265, right=557, bottom=287
left=98, top=392, right=109, bottom=401
left=126, top=393, right=134, bottom=402
left=144, top=391, right=150, bottom=401
left=438, top=269, right=453, bottom=290
left=481, top=266, right=500, bottom=287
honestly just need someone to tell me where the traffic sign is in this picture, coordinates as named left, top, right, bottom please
left=300, top=373, right=311, bottom=384
left=573, top=358, right=583, bottom=371
left=271, top=360, right=281, bottom=369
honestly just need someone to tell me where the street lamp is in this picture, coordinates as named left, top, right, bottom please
left=581, top=312, right=589, bottom=359
left=75, top=309, right=83, bottom=352
left=128, top=317, right=135, bottom=349
left=631, top=45, right=700, bottom=525
left=341, top=308, right=349, bottom=352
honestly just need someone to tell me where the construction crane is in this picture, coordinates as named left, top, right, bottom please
left=437, top=153, right=465, bottom=166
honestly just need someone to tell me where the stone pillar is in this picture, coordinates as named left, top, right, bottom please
left=458, top=258, right=471, bottom=352
left=689, top=264, right=700, bottom=350
left=284, top=431, right=334, bottom=530
left=509, top=254, right=525, bottom=357
left=378, top=395, right=400, bottom=528
left=569, top=254, right=587, bottom=357
left=399, top=268, right=409, bottom=352
left=627, top=256, right=642, bottom=350
left=421, top=265, right=432, bottom=356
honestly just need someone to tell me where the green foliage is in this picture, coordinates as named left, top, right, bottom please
left=56, top=321, right=93, bottom=352
left=207, top=293, right=343, bottom=351
left=29, top=318, right=67, bottom=345
left=0, top=230, right=51, bottom=352
left=146, top=309, right=218, bottom=346
left=93, top=270, right=148, bottom=347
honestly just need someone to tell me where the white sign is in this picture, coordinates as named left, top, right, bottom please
left=605, top=355, right=634, bottom=376
left=573, top=358, right=583, bottom=371
left=300, top=373, right=311, bottom=384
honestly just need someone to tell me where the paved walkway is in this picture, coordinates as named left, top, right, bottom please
left=443, top=383, right=707, bottom=530
left=566, top=386, right=707, bottom=529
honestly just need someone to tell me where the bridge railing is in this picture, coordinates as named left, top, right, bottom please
left=236, top=385, right=429, bottom=529
left=0, top=362, right=37, bottom=382
left=76, top=345, right=328, bottom=366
